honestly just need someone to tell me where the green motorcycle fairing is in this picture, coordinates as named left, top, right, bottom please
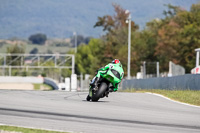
left=96, top=63, right=124, bottom=91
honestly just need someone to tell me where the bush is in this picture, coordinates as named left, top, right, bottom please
left=29, top=33, right=47, bottom=45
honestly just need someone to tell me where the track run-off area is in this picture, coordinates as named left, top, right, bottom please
left=0, top=90, right=200, bottom=133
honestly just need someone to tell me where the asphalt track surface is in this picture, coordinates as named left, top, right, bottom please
left=0, top=90, right=200, bottom=133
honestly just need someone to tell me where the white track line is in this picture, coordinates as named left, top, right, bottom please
left=145, top=92, right=200, bottom=109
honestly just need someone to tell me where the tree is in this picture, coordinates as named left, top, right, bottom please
left=94, top=3, right=139, bottom=76
left=72, top=38, right=104, bottom=75
left=154, top=3, right=200, bottom=72
left=29, top=33, right=47, bottom=45
left=84, top=36, right=93, bottom=44
left=94, top=3, right=138, bottom=33
left=29, top=47, right=38, bottom=54
left=68, top=3, right=200, bottom=76
left=70, top=35, right=93, bottom=47
left=6, top=44, right=25, bottom=66
left=163, top=4, right=183, bottom=18
left=176, top=4, right=200, bottom=72
left=155, top=20, right=181, bottom=71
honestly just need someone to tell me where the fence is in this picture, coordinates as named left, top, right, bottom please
left=0, top=54, right=75, bottom=82
left=122, top=74, right=200, bottom=90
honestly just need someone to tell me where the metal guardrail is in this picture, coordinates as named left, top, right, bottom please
left=44, top=78, right=59, bottom=90
left=122, top=74, right=200, bottom=90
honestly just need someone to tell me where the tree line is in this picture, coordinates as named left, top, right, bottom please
left=4, top=3, right=200, bottom=78
left=71, top=3, right=200, bottom=77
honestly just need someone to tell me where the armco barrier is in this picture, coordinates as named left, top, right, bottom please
left=122, top=74, right=200, bottom=90
left=44, top=78, right=59, bottom=90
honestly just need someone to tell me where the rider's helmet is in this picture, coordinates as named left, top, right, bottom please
left=112, top=59, right=120, bottom=64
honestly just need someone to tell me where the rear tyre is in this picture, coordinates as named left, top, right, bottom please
left=92, top=82, right=107, bottom=102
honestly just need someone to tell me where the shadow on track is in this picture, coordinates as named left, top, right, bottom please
left=82, top=100, right=109, bottom=103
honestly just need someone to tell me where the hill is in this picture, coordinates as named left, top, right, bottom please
left=0, top=0, right=198, bottom=39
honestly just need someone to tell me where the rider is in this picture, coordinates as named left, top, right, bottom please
left=90, top=59, right=124, bottom=92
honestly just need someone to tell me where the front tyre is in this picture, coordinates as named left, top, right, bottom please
left=92, top=82, right=107, bottom=102
left=86, top=95, right=91, bottom=101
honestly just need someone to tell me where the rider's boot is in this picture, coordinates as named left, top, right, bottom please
left=90, top=77, right=100, bottom=90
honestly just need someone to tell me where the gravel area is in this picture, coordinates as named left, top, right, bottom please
left=0, top=83, right=33, bottom=90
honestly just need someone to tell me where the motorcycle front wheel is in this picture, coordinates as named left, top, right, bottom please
left=92, top=82, right=107, bottom=102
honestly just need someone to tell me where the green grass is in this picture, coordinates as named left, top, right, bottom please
left=33, top=84, right=53, bottom=90
left=121, top=89, right=200, bottom=106
left=0, top=125, right=69, bottom=133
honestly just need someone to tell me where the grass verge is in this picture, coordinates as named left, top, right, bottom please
left=33, top=84, right=53, bottom=90
left=0, top=125, right=68, bottom=133
left=121, top=89, right=200, bottom=106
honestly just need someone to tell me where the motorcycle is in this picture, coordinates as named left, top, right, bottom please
left=86, top=64, right=124, bottom=102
